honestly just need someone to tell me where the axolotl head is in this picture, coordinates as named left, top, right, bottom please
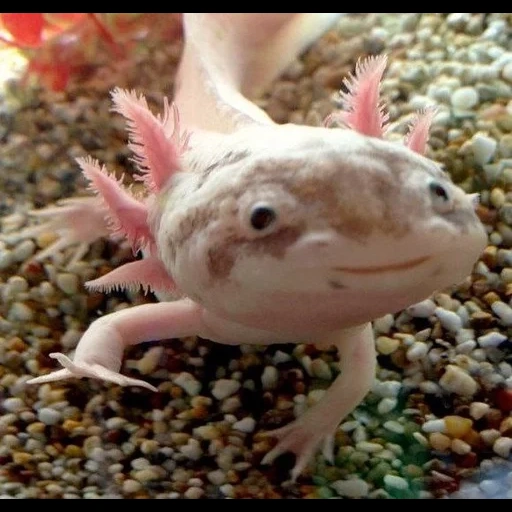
left=156, top=124, right=487, bottom=333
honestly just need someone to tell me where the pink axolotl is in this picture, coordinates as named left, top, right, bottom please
left=22, top=14, right=487, bottom=481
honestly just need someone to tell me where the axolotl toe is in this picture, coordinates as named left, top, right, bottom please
left=21, top=14, right=487, bottom=481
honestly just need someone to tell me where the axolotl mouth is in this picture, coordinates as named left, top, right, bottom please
left=332, top=255, right=431, bottom=275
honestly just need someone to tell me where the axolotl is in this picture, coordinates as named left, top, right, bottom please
left=23, top=14, right=487, bottom=480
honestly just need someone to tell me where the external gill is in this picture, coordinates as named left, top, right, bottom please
left=324, top=54, right=437, bottom=156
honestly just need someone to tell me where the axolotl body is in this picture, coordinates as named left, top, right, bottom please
left=23, top=14, right=487, bottom=480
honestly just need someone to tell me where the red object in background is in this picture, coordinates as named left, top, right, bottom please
left=0, top=13, right=183, bottom=91
left=0, top=13, right=46, bottom=47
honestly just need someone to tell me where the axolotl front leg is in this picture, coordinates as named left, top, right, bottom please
left=262, top=323, right=376, bottom=481
left=27, top=299, right=376, bottom=480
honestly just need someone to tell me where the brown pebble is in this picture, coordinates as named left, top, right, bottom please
left=429, top=432, right=451, bottom=451
left=482, top=291, right=501, bottom=306
left=499, top=416, right=512, bottom=436
left=485, top=407, right=504, bottom=429
left=7, top=337, right=28, bottom=352
left=12, top=451, right=32, bottom=465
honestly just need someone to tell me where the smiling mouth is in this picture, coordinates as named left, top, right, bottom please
left=333, top=255, right=431, bottom=275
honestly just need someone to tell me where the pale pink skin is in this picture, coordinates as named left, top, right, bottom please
left=19, top=14, right=488, bottom=481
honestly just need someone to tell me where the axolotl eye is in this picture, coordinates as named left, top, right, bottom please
left=428, top=179, right=454, bottom=214
left=249, top=203, right=277, bottom=231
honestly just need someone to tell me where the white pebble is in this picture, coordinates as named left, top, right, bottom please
left=477, top=331, right=507, bottom=348
left=331, top=478, right=370, bottom=498
left=384, top=421, right=405, bottom=434
left=207, top=469, right=226, bottom=486
left=479, top=479, right=503, bottom=497
left=422, top=419, right=447, bottom=434
left=180, top=440, right=202, bottom=461
left=406, top=299, right=436, bottom=318
left=56, top=273, right=79, bottom=295
left=439, top=364, right=478, bottom=396
left=373, top=314, right=395, bottom=334
left=451, top=86, right=479, bottom=110
left=272, top=350, right=291, bottom=364
left=3, top=397, right=25, bottom=413
left=469, top=402, right=490, bottom=420
left=384, top=474, right=409, bottom=490
left=406, top=341, right=429, bottom=362
left=12, top=240, right=35, bottom=262
left=493, top=437, right=512, bottom=458
left=174, top=372, right=201, bottom=397
left=311, top=358, right=332, bottom=380
left=480, top=429, right=501, bottom=446
left=451, top=439, right=471, bottom=455
left=122, top=479, right=142, bottom=493
left=503, top=61, right=512, bottom=83
left=37, top=407, right=62, bottom=426
left=471, top=133, right=497, bottom=166
left=377, top=397, right=397, bottom=415
left=261, top=366, right=278, bottom=390
left=219, top=484, right=234, bottom=497
left=232, top=417, right=256, bottom=433
left=356, top=441, right=383, bottom=453
left=8, top=302, right=34, bottom=322
left=372, top=380, right=402, bottom=398
left=211, top=379, right=240, bottom=400
left=491, top=301, right=512, bottom=326
left=435, top=307, right=462, bottom=333
left=184, top=487, right=204, bottom=499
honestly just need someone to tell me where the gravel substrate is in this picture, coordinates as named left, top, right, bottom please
left=1, top=13, right=512, bottom=499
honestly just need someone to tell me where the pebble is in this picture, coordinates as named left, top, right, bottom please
left=435, top=307, right=462, bottom=333
left=232, top=417, right=256, bottom=433
left=55, top=273, right=79, bottom=295
left=451, top=439, right=471, bottom=455
left=174, top=372, right=202, bottom=397
left=503, top=61, right=512, bottom=83
left=383, top=474, right=409, bottom=490
left=211, top=379, right=240, bottom=400
left=377, top=397, right=397, bottom=415
left=8, top=302, right=34, bottom=322
left=37, top=407, right=62, bottom=426
left=491, top=301, right=512, bottom=326
left=493, top=437, right=512, bottom=458
left=471, top=133, right=497, bottom=165
left=451, top=86, right=479, bottom=110
left=2, top=397, right=24, bottom=413
left=184, top=487, right=204, bottom=499
left=445, top=416, right=473, bottom=438
left=406, top=341, right=428, bottom=361
left=422, top=419, right=447, bottom=434
left=261, top=366, right=278, bottom=390
left=479, top=479, right=503, bottom=497
left=406, top=298, right=436, bottom=318
left=439, top=364, right=478, bottom=396
left=136, top=346, right=163, bottom=375
left=470, top=402, right=490, bottom=420
left=122, top=479, right=142, bottom=494
left=133, top=467, right=160, bottom=482
left=429, top=432, right=451, bottom=451
left=311, top=358, right=332, bottom=380
left=376, top=336, right=399, bottom=355
left=207, top=469, right=226, bottom=486
left=477, top=331, right=507, bottom=348
left=331, top=478, right=370, bottom=498
left=383, top=420, right=405, bottom=434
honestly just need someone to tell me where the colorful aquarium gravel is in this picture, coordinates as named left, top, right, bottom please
left=1, top=13, right=512, bottom=499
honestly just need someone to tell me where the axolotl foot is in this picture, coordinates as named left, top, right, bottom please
left=26, top=352, right=158, bottom=392
left=261, top=324, right=376, bottom=481
left=262, top=416, right=337, bottom=482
